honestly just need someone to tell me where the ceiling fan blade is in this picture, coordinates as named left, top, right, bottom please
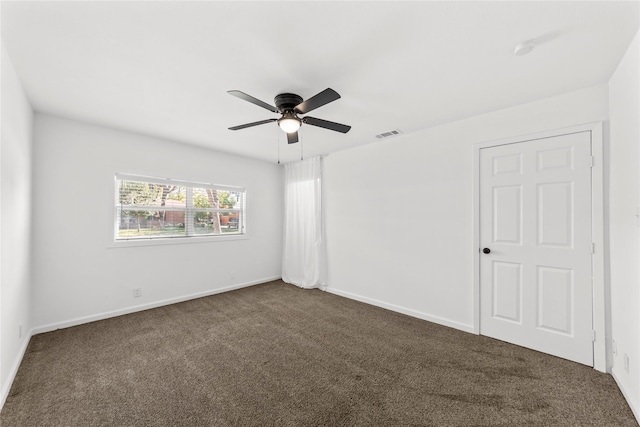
left=294, top=88, right=341, bottom=114
left=228, top=90, right=278, bottom=113
left=228, top=118, right=277, bottom=131
left=287, top=131, right=299, bottom=144
left=302, top=116, right=351, bottom=133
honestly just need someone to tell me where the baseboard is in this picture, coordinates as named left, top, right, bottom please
left=0, top=332, right=32, bottom=411
left=324, top=287, right=474, bottom=334
left=612, top=368, right=640, bottom=424
left=32, top=276, right=281, bottom=335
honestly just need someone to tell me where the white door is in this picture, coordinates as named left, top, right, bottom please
left=480, top=131, right=593, bottom=366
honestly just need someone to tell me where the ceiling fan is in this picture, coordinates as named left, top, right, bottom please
left=227, top=88, right=351, bottom=144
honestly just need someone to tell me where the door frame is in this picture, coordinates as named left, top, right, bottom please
left=472, top=122, right=606, bottom=372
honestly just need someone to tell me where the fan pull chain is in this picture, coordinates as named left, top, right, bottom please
left=277, top=133, right=281, bottom=165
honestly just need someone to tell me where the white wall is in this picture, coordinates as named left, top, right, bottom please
left=324, top=85, right=609, bottom=332
left=609, top=30, right=640, bottom=419
left=31, top=114, right=283, bottom=330
left=0, top=43, right=33, bottom=406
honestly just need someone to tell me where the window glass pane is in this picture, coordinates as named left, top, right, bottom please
left=193, top=216, right=216, bottom=236
left=220, top=190, right=239, bottom=209
left=117, top=208, right=186, bottom=239
left=118, top=181, right=186, bottom=208
left=190, top=211, right=244, bottom=236
left=220, top=211, right=242, bottom=233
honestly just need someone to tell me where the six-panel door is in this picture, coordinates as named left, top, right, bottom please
left=480, top=131, right=593, bottom=366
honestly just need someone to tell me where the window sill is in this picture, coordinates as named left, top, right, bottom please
left=107, top=234, right=248, bottom=248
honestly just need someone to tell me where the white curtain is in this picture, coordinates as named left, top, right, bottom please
left=282, top=156, right=326, bottom=289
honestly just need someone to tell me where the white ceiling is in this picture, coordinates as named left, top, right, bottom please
left=2, top=1, right=638, bottom=164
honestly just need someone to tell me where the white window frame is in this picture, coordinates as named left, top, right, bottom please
left=112, top=173, right=247, bottom=246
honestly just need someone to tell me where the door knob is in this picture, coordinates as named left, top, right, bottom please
left=483, top=248, right=491, bottom=254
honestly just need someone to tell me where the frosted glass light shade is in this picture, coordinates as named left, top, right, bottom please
left=278, top=117, right=301, bottom=133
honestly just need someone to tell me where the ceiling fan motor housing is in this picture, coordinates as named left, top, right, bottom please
left=275, top=93, right=303, bottom=113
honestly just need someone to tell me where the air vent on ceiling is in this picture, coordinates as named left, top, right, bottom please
left=375, top=129, right=402, bottom=139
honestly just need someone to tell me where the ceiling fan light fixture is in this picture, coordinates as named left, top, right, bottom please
left=278, top=113, right=301, bottom=133
left=228, top=88, right=350, bottom=140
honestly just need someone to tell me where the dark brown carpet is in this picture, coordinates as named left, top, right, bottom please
left=1, top=280, right=637, bottom=426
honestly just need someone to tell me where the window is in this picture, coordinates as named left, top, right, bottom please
left=115, top=174, right=245, bottom=241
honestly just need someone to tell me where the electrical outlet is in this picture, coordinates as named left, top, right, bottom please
left=612, top=340, right=618, bottom=355
left=624, top=354, right=630, bottom=373
left=133, top=288, right=142, bottom=298
left=230, top=271, right=236, bottom=280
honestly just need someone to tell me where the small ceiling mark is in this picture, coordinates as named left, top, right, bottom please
left=514, top=41, right=536, bottom=56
